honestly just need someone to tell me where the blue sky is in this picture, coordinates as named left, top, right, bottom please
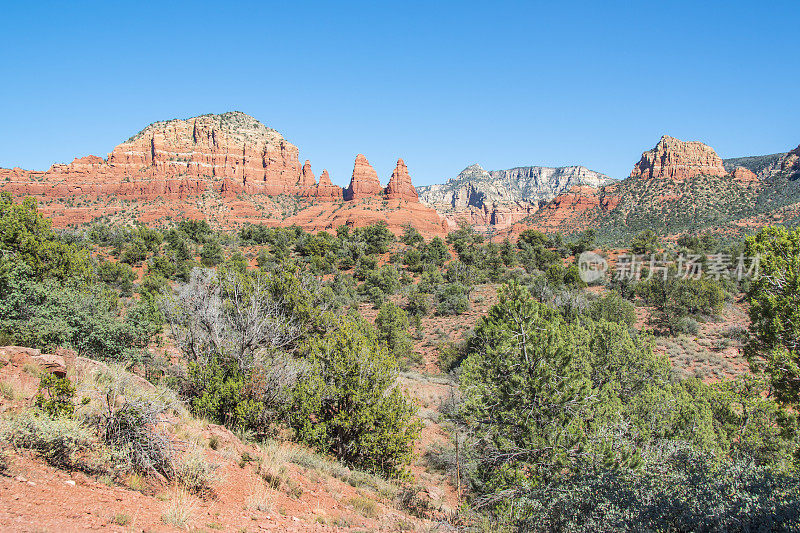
left=1, top=1, right=797, bottom=186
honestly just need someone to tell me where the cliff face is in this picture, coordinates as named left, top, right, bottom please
left=0, top=112, right=443, bottom=234
left=630, top=135, right=727, bottom=180
left=417, top=163, right=614, bottom=229
left=107, top=112, right=301, bottom=190
left=0, top=112, right=342, bottom=200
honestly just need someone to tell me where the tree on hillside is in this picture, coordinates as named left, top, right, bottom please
left=290, top=316, right=421, bottom=478
left=457, top=281, right=799, bottom=527
left=374, top=301, right=412, bottom=361
left=630, top=229, right=659, bottom=255
left=0, top=192, right=93, bottom=282
left=745, top=225, right=800, bottom=408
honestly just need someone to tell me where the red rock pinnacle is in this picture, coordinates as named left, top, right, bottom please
left=385, top=158, right=419, bottom=201
left=315, top=169, right=343, bottom=199
left=299, top=160, right=316, bottom=187
left=344, top=154, right=382, bottom=200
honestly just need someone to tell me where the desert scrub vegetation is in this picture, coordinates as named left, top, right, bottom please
left=2, top=359, right=218, bottom=494
left=259, top=439, right=400, bottom=497
left=161, top=487, right=197, bottom=530
left=447, top=282, right=800, bottom=529
left=7, top=192, right=800, bottom=529
left=1, top=411, right=97, bottom=469
left=161, top=265, right=421, bottom=478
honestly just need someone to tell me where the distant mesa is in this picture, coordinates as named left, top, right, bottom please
left=631, top=135, right=800, bottom=182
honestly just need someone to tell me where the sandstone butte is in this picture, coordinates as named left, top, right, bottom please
left=512, top=135, right=768, bottom=235
left=629, top=134, right=728, bottom=180
left=0, top=112, right=446, bottom=235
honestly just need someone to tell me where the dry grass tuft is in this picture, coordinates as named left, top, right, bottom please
left=161, top=487, right=196, bottom=530
left=245, top=479, right=274, bottom=512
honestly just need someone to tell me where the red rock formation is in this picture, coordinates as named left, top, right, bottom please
left=344, top=154, right=383, bottom=200
left=299, top=160, right=316, bottom=187
left=0, top=113, right=370, bottom=204
left=782, top=145, right=800, bottom=175
left=435, top=202, right=537, bottom=232
left=315, top=170, right=343, bottom=200
left=284, top=197, right=446, bottom=237
left=0, top=113, right=447, bottom=234
left=630, top=135, right=727, bottom=180
left=106, top=112, right=302, bottom=194
left=384, top=158, right=419, bottom=201
left=516, top=185, right=620, bottom=233
left=732, top=166, right=758, bottom=183
left=297, top=160, right=318, bottom=197
left=0, top=112, right=317, bottom=199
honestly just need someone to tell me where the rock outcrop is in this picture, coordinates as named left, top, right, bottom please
left=0, top=112, right=443, bottom=234
left=630, top=135, right=727, bottom=180
left=723, top=144, right=800, bottom=180
left=518, top=185, right=620, bottom=233
left=781, top=145, right=800, bottom=176
left=299, top=160, right=316, bottom=187
left=107, top=112, right=302, bottom=192
left=723, top=153, right=785, bottom=178
left=344, top=154, right=383, bottom=200
left=315, top=170, right=343, bottom=200
left=0, top=112, right=348, bottom=201
left=731, top=166, right=758, bottom=183
left=385, top=159, right=419, bottom=201
left=0, top=346, right=67, bottom=378
left=417, top=163, right=614, bottom=229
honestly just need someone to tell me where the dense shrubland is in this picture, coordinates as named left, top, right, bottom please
left=3, top=191, right=800, bottom=529
left=449, top=283, right=799, bottom=530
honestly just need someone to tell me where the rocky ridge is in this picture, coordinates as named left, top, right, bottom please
left=781, top=144, right=800, bottom=177
left=0, top=112, right=442, bottom=234
left=521, top=135, right=799, bottom=236
left=343, top=154, right=383, bottom=201
left=417, top=162, right=614, bottom=229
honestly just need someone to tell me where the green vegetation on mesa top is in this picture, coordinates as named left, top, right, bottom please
left=2, top=191, right=800, bottom=530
